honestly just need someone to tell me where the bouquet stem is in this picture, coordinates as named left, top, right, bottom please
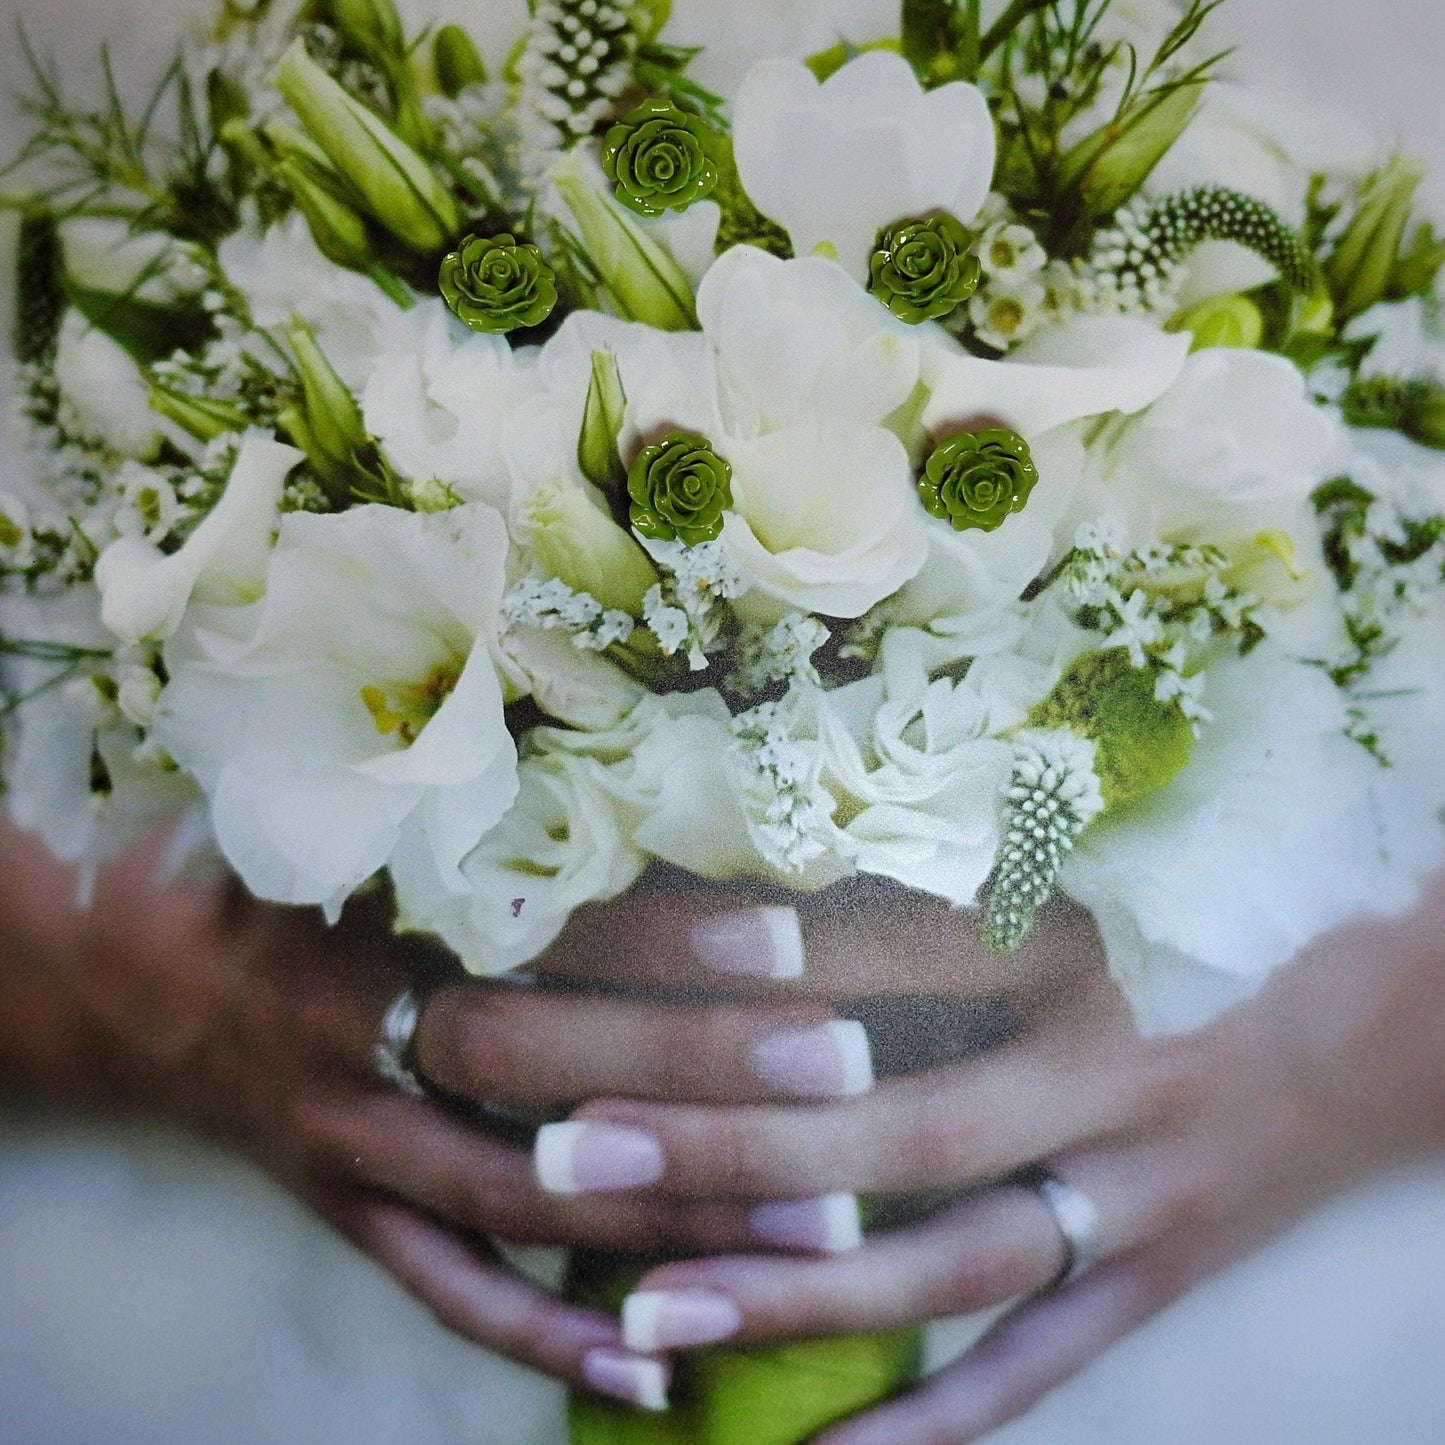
left=566, top=1251, right=924, bottom=1445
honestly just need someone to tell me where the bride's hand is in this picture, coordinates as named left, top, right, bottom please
left=0, top=825, right=886, bottom=1407
left=532, top=876, right=1445, bottom=1443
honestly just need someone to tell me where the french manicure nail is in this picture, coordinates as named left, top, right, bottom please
left=690, top=905, right=805, bottom=979
left=622, top=1289, right=743, bottom=1352
left=750, top=1193, right=863, bottom=1253
left=534, top=1121, right=664, bottom=1194
left=582, top=1349, right=670, bottom=1411
left=748, top=1019, right=874, bottom=1099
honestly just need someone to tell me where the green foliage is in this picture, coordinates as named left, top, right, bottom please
left=12, top=205, right=64, bottom=366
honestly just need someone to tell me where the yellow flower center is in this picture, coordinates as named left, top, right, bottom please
left=360, top=662, right=461, bottom=746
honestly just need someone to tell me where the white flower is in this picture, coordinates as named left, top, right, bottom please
left=696, top=246, right=920, bottom=436
left=1345, top=297, right=1445, bottom=383
left=969, top=278, right=1048, bottom=351
left=977, top=222, right=1047, bottom=284
left=920, top=313, right=1191, bottom=439
left=0, top=491, right=34, bottom=569
left=732, top=51, right=996, bottom=281
left=113, top=462, right=184, bottom=544
left=52, top=312, right=164, bottom=460
left=1061, top=643, right=1404, bottom=1035
left=217, top=211, right=408, bottom=388
left=721, top=421, right=929, bottom=618
left=95, top=432, right=302, bottom=644
left=60, top=216, right=202, bottom=303
left=812, top=628, right=1015, bottom=904
left=392, top=746, right=644, bottom=974
left=155, top=504, right=518, bottom=917
left=361, top=300, right=534, bottom=509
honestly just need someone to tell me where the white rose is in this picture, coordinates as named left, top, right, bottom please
left=52, top=311, right=164, bottom=460
left=156, top=504, right=518, bottom=917
left=95, top=432, right=302, bottom=644
left=392, top=747, right=645, bottom=974
left=733, top=51, right=996, bottom=281
left=812, top=629, right=1015, bottom=905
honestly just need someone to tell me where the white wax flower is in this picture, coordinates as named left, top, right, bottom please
left=696, top=246, right=920, bottom=435
left=920, top=313, right=1191, bottom=439
left=732, top=51, right=996, bottom=281
left=362, top=300, right=535, bottom=509
left=218, top=211, right=408, bottom=388
left=721, top=421, right=928, bottom=618
left=812, top=629, right=1015, bottom=905
left=52, top=312, right=165, bottom=460
left=95, top=432, right=303, bottom=644
left=156, top=504, right=518, bottom=917
left=392, top=747, right=644, bottom=974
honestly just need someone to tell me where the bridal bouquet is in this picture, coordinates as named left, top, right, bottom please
left=5, top=0, right=1445, bottom=1435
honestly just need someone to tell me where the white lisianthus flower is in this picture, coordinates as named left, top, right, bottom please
left=362, top=300, right=535, bottom=509
left=1061, top=643, right=1403, bottom=1035
left=392, top=747, right=644, bottom=974
left=156, top=504, right=518, bottom=917
left=696, top=246, right=920, bottom=435
left=95, top=432, right=302, bottom=644
left=218, top=211, right=408, bottom=388
left=52, top=312, right=164, bottom=460
left=2, top=589, right=195, bottom=880
left=811, top=629, right=1015, bottom=905
left=733, top=51, right=996, bottom=281
left=721, top=422, right=928, bottom=618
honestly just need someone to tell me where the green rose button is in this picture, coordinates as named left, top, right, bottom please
left=628, top=431, right=732, bottom=545
left=438, top=232, right=558, bottom=334
left=602, top=99, right=722, bottom=218
left=919, top=427, right=1039, bottom=532
left=869, top=214, right=981, bottom=324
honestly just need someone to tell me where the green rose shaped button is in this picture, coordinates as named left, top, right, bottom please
left=869, top=214, right=981, bottom=324
left=602, top=99, right=722, bottom=218
left=919, top=427, right=1039, bottom=532
left=439, top=232, right=558, bottom=334
left=628, top=432, right=732, bottom=545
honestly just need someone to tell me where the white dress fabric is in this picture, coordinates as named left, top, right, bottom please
left=3, top=1, right=1445, bottom=1441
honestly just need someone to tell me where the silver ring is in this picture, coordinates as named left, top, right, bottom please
left=374, top=987, right=428, bottom=1099
left=1029, top=1171, right=1102, bottom=1287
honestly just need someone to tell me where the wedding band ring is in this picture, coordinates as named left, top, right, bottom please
left=374, top=986, right=428, bottom=1099
left=1028, top=1170, right=1102, bottom=1287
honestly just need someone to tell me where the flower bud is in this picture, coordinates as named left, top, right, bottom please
left=1059, top=85, right=1200, bottom=228
left=286, top=324, right=373, bottom=500
left=918, top=428, right=1038, bottom=533
left=434, top=24, right=488, bottom=98
left=552, top=155, right=697, bottom=331
left=524, top=478, right=659, bottom=615
left=148, top=382, right=252, bottom=442
left=1165, top=294, right=1263, bottom=352
left=329, top=0, right=405, bottom=63
left=577, top=349, right=628, bottom=493
left=1324, top=154, right=1426, bottom=320
left=271, top=39, right=461, bottom=254
left=273, top=156, right=374, bottom=270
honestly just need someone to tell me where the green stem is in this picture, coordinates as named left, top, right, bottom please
left=979, top=0, right=1055, bottom=61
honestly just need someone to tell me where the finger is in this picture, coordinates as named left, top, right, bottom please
left=314, top=1088, right=797, bottom=1255
left=554, top=998, right=1157, bottom=1200
left=411, top=981, right=870, bottom=1107
left=336, top=1195, right=673, bottom=1411
left=530, top=883, right=1102, bottom=1004
left=812, top=1233, right=1206, bottom=1445
left=614, top=1144, right=1196, bottom=1350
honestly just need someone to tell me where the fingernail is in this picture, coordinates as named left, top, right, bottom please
left=750, top=1193, right=863, bottom=1253
left=622, top=1289, right=743, bottom=1351
left=534, top=1121, right=664, bottom=1194
left=582, top=1349, right=670, bottom=1411
left=748, top=1019, right=873, bottom=1099
left=690, top=905, right=804, bottom=979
